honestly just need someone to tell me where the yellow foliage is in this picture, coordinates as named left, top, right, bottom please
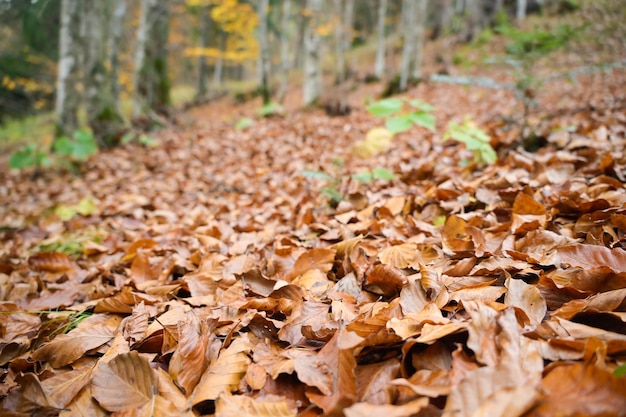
left=352, top=128, right=393, bottom=158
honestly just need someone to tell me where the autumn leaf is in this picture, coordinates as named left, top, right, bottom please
left=215, top=392, right=297, bottom=417
left=192, top=334, right=253, bottom=405
left=32, top=323, right=114, bottom=368
left=91, top=351, right=157, bottom=412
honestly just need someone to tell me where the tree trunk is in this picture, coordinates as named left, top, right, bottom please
left=412, top=0, right=428, bottom=79
left=55, top=0, right=81, bottom=137
left=374, top=0, right=388, bottom=78
left=399, top=0, right=416, bottom=92
left=257, top=0, right=271, bottom=104
left=132, top=0, right=170, bottom=117
left=465, top=0, right=485, bottom=41
left=109, top=0, right=125, bottom=115
left=213, top=32, right=226, bottom=88
left=196, top=5, right=212, bottom=99
left=343, top=0, right=355, bottom=78
left=516, top=0, right=527, bottom=21
left=84, top=0, right=125, bottom=147
left=277, top=0, right=291, bottom=103
left=303, top=0, right=323, bottom=106
left=333, top=0, right=346, bottom=84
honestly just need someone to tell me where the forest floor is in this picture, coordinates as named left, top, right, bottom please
left=2, top=25, right=626, bottom=417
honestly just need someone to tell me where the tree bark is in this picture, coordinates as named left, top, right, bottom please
left=303, top=0, right=323, bottom=106
left=333, top=0, right=346, bottom=84
left=277, top=0, right=291, bottom=103
left=55, top=0, right=81, bottom=137
left=213, top=32, right=226, bottom=88
left=374, top=0, right=388, bottom=78
left=516, top=0, right=527, bottom=21
left=196, top=5, right=212, bottom=99
left=399, top=0, right=416, bottom=91
left=84, top=0, right=125, bottom=147
left=132, top=0, right=170, bottom=117
left=412, top=0, right=428, bottom=79
left=257, top=0, right=271, bottom=104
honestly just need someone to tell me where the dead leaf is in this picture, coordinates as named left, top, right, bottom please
left=91, top=351, right=157, bottom=412
left=215, top=391, right=297, bottom=417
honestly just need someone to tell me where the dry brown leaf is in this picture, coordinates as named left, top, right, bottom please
left=192, top=334, right=253, bottom=405
left=32, top=323, right=114, bottom=368
left=365, top=264, right=407, bottom=297
left=504, top=277, right=547, bottom=326
left=305, top=329, right=357, bottom=414
left=91, top=351, right=157, bottom=412
left=442, top=215, right=475, bottom=255
left=41, top=366, right=94, bottom=409
left=278, top=300, right=335, bottom=346
left=526, top=363, right=626, bottom=417
left=355, top=358, right=401, bottom=404
left=344, top=397, right=429, bottom=417
left=215, top=391, right=297, bottom=417
left=169, top=313, right=213, bottom=395
left=378, top=243, right=417, bottom=269
left=287, top=248, right=336, bottom=281
left=60, top=386, right=108, bottom=417
left=558, top=244, right=626, bottom=273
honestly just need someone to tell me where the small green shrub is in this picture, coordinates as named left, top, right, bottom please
left=366, top=98, right=436, bottom=134
left=444, top=117, right=496, bottom=166
left=9, top=129, right=98, bottom=172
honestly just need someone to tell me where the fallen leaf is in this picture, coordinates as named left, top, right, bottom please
left=91, top=351, right=157, bottom=412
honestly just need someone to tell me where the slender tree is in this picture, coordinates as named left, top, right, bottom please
left=132, top=0, right=170, bottom=117
left=303, top=0, right=323, bottom=106
left=374, top=0, right=388, bottom=78
left=196, top=4, right=212, bottom=99
left=213, top=32, right=226, bottom=89
left=411, top=0, right=428, bottom=80
left=399, top=0, right=416, bottom=91
left=257, top=0, right=271, bottom=104
left=516, top=0, right=527, bottom=21
left=55, top=0, right=81, bottom=137
left=84, top=0, right=125, bottom=146
left=277, top=0, right=291, bottom=103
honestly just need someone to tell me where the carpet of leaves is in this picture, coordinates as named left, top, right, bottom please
left=1, top=69, right=626, bottom=417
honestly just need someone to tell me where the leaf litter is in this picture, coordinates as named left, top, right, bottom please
left=1, top=68, right=626, bottom=416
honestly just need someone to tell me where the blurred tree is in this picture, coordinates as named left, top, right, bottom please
left=257, top=0, right=271, bottom=104
left=56, top=0, right=82, bottom=137
left=277, top=0, right=292, bottom=103
left=303, top=0, right=323, bottom=106
left=132, top=0, right=171, bottom=117
left=196, top=4, right=213, bottom=99
left=333, top=0, right=354, bottom=85
left=84, top=0, right=126, bottom=146
left=374, top=0, right=388, bottom=78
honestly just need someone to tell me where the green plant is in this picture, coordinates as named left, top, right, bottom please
left=9, top=129, right=98, bottom=172
left=8, top=143, right=51, bottom=170
left=366, top=98, right=436, bottom=134
left=120, top=131, right=158, bottom=147
left=256, top=102, right=282, bottom=118
left=614, top=363, right=626, bottom=378
left=235, top=117, right=254, bottom=131
left=443, top=117, right=496, bottom=166
left=301, top=162, right=394, bottom=206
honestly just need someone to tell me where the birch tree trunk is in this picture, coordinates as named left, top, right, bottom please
left=277, top=0, right=291, bottom=103
left=303, top=0, right=323, bottom=106
left=196, top=5, right=212, bottom=99
left=109, top=0, right=125, bottom=114
left=412, top=0, right=428, bottom=79
left=516, top=0, right=527, bottom=21
left=55, top=0, right=81, bottom=137
left=343, top=0, right=355, bottom=78
left=257, top=0, right=271, bottom=104
left=84, top=0, right=125, bottom=147
left=399, top=0, right=416, bottom=92
left=374, top=0, right=388, bottom=78
left=333, top=0, right=346, bottom=84
left=132, top=0, right=170, bottom=117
